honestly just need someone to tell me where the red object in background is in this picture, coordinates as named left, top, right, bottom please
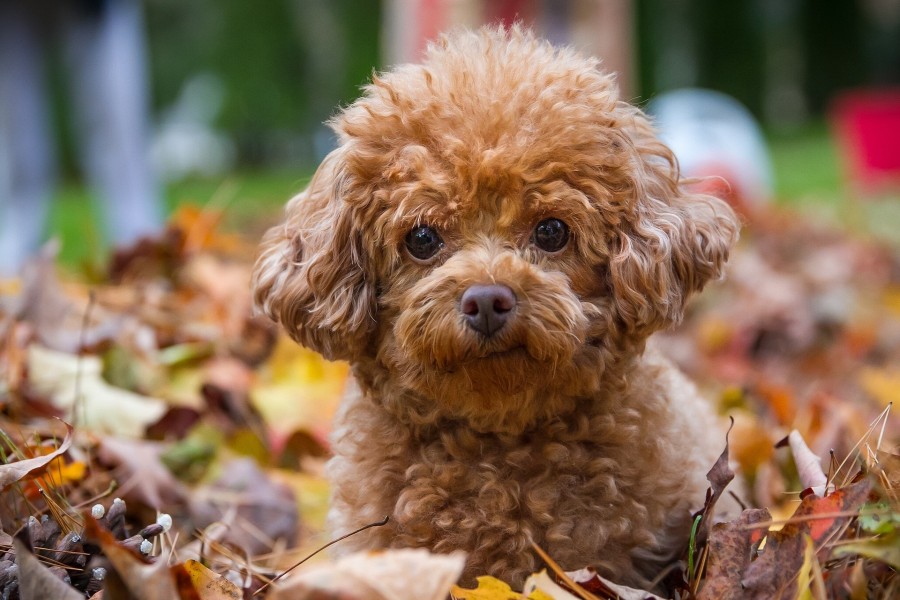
left=831, top=89, right=900, bottom=193
left=485, top=0, right=535, bottom=27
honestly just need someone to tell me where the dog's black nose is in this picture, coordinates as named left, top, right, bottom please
left=460, top=284, right=516, bottom=337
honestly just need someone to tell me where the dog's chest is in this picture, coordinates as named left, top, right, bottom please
left=394, top=424, right=634, bottom=535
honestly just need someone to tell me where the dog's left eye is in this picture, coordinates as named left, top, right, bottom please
left=532, top=218, right=570, bottom=253
left=405, top=225, right=444, bottom=260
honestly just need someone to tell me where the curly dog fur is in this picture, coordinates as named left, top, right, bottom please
left=253, top=26, right=739, bottom=588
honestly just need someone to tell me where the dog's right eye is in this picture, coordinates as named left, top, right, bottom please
left=405, top=226, right=444, bottom=260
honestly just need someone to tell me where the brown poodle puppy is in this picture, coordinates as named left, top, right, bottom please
left=253, top=26, right=739, bottom=588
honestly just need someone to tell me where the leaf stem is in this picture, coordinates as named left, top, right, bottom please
left=252, top=515, right=390, bottom=596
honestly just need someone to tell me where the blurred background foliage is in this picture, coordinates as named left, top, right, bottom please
left=39, top=0, right=900, bottom=267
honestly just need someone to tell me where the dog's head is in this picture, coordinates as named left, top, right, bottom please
left=253, top=27, right=738, bottom=430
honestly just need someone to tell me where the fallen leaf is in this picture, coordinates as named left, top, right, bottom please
left=833, top=531, right=900, bottom=570
left=728, top=411, right=775, bottom=474
left=96, top=435, right=188, bottom=509
left=692, top=419, right=736, bottom=552
left=787, top=430, right=832, bottom=497
left=858, top=502, right=900, bottom=534
left=0, top=421, right=73, bottom=491
left=451, top=576, right=521, bottom=600
left=859, top=367, right=900, bottom=407
left=2, top=245, right=122, bottom=353
left=270, top=549, right=466, bottom=600
left=170, top=205, right=243, bottom=254
left=189, top=457, right=298, bottom=555
left=182, top=559, right=243, bottom=600
left=755, top=381, right=797, bottom=426
left=21, top=455, right=86, bottom=500
left=794, top=535, right=826, bottom=600
left=562, top=566, right=667, bottom=600
left=251, top=338, right=349, bottom=446
left=697, top=508, right=771, bottom=600
left=27, top=345, right=167, bottom=437
left=741, top=479, right=873, bottom=599
left=522, top=570, right=577, bottom=600
left=12, top=530, right=83, bottom=600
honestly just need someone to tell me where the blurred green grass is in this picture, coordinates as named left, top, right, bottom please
left=47, top=124, right=896, bottom=271
left=48, top=168, right=310, bottom=271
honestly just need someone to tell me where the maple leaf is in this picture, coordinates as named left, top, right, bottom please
left=740, top=479, right=873, bottom=599
left=696, top=508, right=771, bottom=600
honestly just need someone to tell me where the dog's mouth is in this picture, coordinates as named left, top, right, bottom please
left=448, top=344, right=530, bottom=371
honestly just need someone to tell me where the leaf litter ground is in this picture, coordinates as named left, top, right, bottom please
left=0, top=204, right=897, bottom=599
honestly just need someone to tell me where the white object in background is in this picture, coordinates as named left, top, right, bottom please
left=151, top=73, right=236, bottom=182
left=649, top=88, right=775, bottom=209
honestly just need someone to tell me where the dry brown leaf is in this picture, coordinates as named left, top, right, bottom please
left=0, top=420, right=73, bottom=491
left=12, top=531, right=83, bottom=600
left=692, top=420, right=736, bottom=550
left=741, top=479, right=873, bottom=599
left=565, top=566, right=668, bottom=600
left=1, top=245, right=122, bottom=353
left=697, top=508, right=771, bottom=600
left=96, top=436, right=188, bottom=509
left=189, top=457, right=298, bottom=555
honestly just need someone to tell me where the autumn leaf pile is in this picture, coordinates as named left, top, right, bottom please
left=0, top=204, right=898, bottom=599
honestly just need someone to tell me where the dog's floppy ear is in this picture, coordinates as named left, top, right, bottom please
left=252, top=149, right=376, bottom=361
left=608, top=133, right=739, bottom=336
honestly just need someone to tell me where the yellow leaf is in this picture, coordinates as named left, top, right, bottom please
left=882, top=285, right=900, bottom=317
left=452, top=576, right=521, bottom=600
left=794, top=535, right=826, bottom=600
left=36, top=457, right=86, bottom=488
left=698, top=316, right=734, bottom=352
left=859, top=367, right=900, bottom=407
left=252, top=336, right=349, bottom=441
left=729, top=411, right=775, bottom=473
left=183, top=559, right=243, bottom=600
left=269, top=469, right=330, bottom=538
left=795, top=536, right=814, bottom=600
